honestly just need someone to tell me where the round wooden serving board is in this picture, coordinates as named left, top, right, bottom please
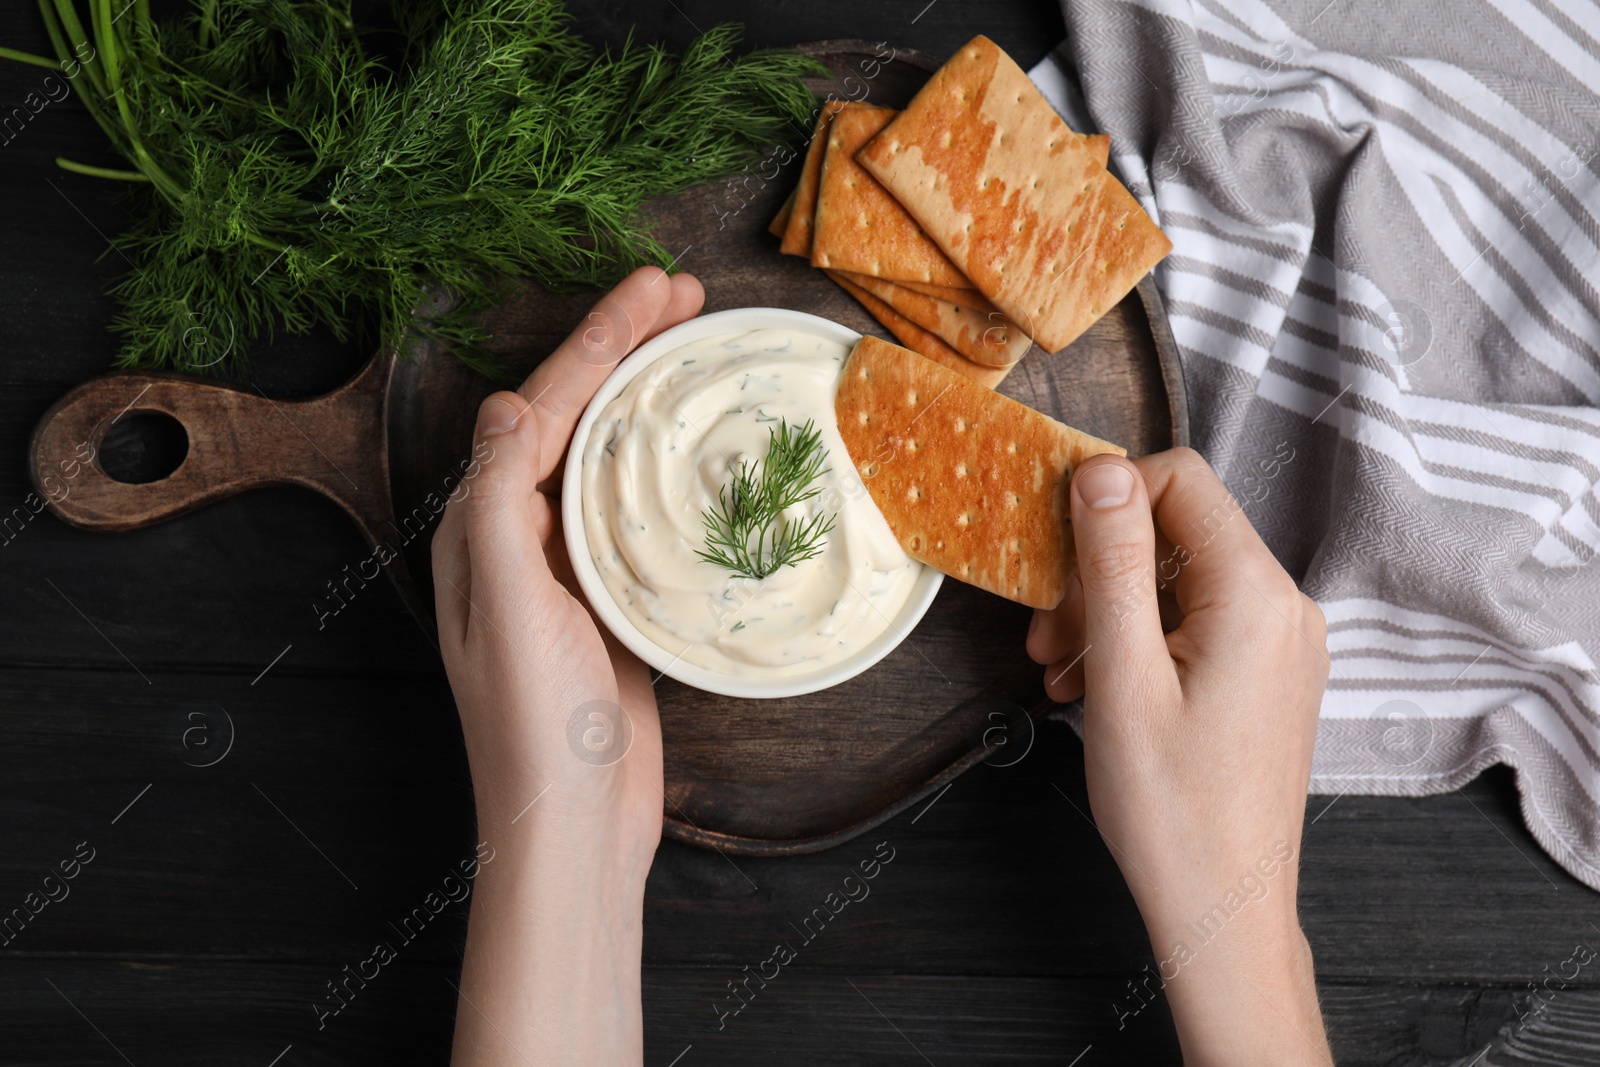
left=29, top=41, right=1186, bottom=856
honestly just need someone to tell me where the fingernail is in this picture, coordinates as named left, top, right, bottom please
left=478, top=398, right=522, bottom=439
left=1077, top=463, right=1133, bottom=509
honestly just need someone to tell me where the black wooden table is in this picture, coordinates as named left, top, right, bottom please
left=2, top=2, right=1594, bottom=1064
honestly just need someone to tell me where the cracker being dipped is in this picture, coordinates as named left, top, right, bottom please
left=1081, top=132, right=1113, bottom=169
left=856, top=35, right=1171, bottom=353
left=835, top=336, right=1124, bottom=608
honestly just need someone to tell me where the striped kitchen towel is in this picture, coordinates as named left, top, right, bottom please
left=1031, top=0, right=1600, bottom=889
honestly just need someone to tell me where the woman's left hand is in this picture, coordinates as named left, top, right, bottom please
left=433, top=266, right=703, bottom=1067
left=432, top=265, right=703, bottom=844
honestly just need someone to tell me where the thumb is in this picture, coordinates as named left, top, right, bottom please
left=1069, top=454, right=1176, bottom=706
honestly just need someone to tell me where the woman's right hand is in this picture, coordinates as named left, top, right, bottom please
left=1028, top=447, right=1332, bottom=1066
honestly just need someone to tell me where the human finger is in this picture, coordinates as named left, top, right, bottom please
left=536, top=272, right=708, bottom=498
left=515, top=266, right=678, bottom=481
left=431, top=492, right=472, bottom=651
left=1070, top=454, right=1179, bottom=708
left=1132, top=447, right=1293, bottom=618
left=1043, top=639, right=1088, bottom=703
left=1027, top=571, right=1082, bottom=665
left=460, top=390, right=552, bottom=613
left=643, top=271, right=705, bottom=342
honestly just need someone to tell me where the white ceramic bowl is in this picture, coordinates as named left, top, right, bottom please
left=562, top=307, right=943, bottom=699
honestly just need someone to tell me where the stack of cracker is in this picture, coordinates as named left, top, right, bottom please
left=771, top=102, right=1034, bottom=390
left=772, top=36, right=1170, bottom=386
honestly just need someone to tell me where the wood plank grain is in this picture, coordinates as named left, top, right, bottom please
left=0, top=669, right=476, bottom=960
left=0, top=386, right=435, bottom=675
left=0, top=958, right=1572, bottom=1066
left=0, top=669, right=1589, bottom=990
left=0, top=958, right=457, bottom=1066
left=565, top=1, right=1070, bottom=72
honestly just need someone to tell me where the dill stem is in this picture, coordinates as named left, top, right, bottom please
left=33, top=0, right=116, bottom=139
left=33, top=0, right=72, bottom=73
left=196, top=0, right=216, bottom=49
left=240, top=232, right=288, bottom=253
left=0, top=45, right=62, bottom=69
left=92, top=0, right=185, bottom=202
left=54, top=157, right=151, bottom=181
left=299, top=192, right=479, bottom=215
left=44, top=0, right=107, bottom=98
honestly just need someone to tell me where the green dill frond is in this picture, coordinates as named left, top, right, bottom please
left=12, top=0, right=825, bottom=375
left=698, top=419, right=836, bottom=581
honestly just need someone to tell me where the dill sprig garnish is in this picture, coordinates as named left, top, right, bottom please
left=698, top=418, right=836, bottom=581
left=2, top=0, right=824, bottom=376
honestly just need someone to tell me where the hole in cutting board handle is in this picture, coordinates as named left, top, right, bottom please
left=98, top=411, right=189, bottom=484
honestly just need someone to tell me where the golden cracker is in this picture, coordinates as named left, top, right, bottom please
left=857, top=36, right=1172, bottom=352
left=810, top=104, right=969, bottom=287
left=834, top=335, right=1125, bottom=608
left=834, top=270, right=1032, bottom=368
left=826, top=271, right=1010, bottom=389
left=779, top=99, right=848, bottom=258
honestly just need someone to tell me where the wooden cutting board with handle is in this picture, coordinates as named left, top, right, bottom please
left=28, top=41, right=1187, bottom=856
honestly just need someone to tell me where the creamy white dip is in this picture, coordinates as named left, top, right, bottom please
left=580, top=327, right=922, bottom=678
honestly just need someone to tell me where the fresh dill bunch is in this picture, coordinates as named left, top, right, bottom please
left=698, top=418, right=837, bottom=582
left=3, top=0, right=824, bottom=376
